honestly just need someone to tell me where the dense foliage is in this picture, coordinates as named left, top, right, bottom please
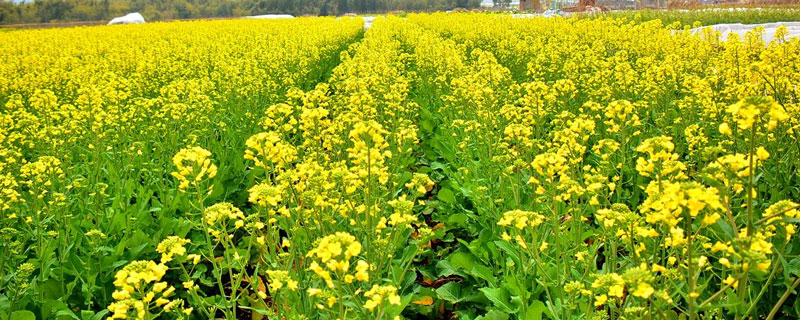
left=2, top=11, right=800, bottom=320
left=0, top=0, right=480, bottom=25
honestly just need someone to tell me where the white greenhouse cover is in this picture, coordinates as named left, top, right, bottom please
left=481, top=0, right=520, bottom=7
left=691, top=22, right=800, bottom=43
left=362, top=16, right=376, bottom=29
left=244, top=14, right=295, bottom=19
left=108, top=12, right=145, bottom=25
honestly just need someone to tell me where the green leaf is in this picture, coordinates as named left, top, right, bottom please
left=449, top=251, right=476, bottom=270
left=90, top=310, right=109, bottom=320
left=436, top=282, right=463, bottom=303
left=436, top=260, right=463, bottom=278
left=447, top=213, right=469, bottom=226
left=10, top=311, right=35, bottom=320
left=41, top=279, right=65, bottom=300
left=787, top=258, right=800, bottom=277
left=239, top=305, right=272, bottom=315
left=494, top=241, right=521, bottom=265
left=525, top=300, right=546, bottom=320
left=471, top=264, right=497, bottom=286
left=437, top=187, right=456, bottom=204
left=421, top=119, right=434, bottom=132
left=480, top=287, right=518, bottom=313
left=80, top=310, right=95, bottom=320
left=43, top=300, right=78, bottom=320
left=477, top=310, right=510, bottom=320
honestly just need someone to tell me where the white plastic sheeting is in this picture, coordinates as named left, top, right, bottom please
left=244, top=14, right=295, bottom=19
left=108, top=12, right=145, bottom=25
left=362, top=16, right=376, bottom=30
left=481, top=0, right=521, bottom=7
left=691, top=22, right=800, bottom=43
left=511, top=10, right=570, bottom=18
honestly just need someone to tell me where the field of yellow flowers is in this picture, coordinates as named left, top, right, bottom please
left=2, top=12, right=800, bottom=320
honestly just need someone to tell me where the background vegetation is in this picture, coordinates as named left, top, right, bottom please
left=0, top=0, right=481, bottom=25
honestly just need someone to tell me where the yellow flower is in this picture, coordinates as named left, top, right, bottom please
left=594, top=294, right=608, bottom=306
left=632, top=282, right=654, bottom=299
left=155, top=298, right=169, bottom=307
left=244, top=131, right=298, bottom=170
left=152, top=282, right=168, bottom=293
left=248, top=182, right=284, bottom=207
left=363, top=285, right=401, bottom=311
left=264, top=270, right=298, bottom=292
left=308, top=288, right=323, bottom=297
left=719, top=122, right=732, bottom=135
left=203, top=202, right=245, bottom=227
left=756, top=147, right=770, bottom=161
left=156, top=236, right=190, bottom=263
left=171, top=146, right=217, bottom=191
left=182, top=281, right=195, bottom=289
left=355, top=260, right=370, bottom=282
left=592, top=273, right=625, bottom=298
left=497, top=210, right=545, bottom=229
left=186, top=254, right=201, bottom=265
left=723, top=275, right=738, bottom=289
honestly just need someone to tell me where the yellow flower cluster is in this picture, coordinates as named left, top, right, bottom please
left=635, top=136, right=687, bottom=179
left=640, top=181, right=724, bottom=248
left=108, top=261, right=186, bottom=319
left=307, top=232, right=369, bottom=288
left=170, top=146, right=217, bottom=191
left=363, top=284, right=402, bottom=311
left=203, top=202, right=246, bottom=238
left=264, top=270, right=299, bottom=292
left=407, top=12, right=800, bottom=319
left=244, top=131, right=298, bottom=170
left=19, top=156, right=64, bottom=186
left=405, top=173, right=435, bottom=196
left=497, top=210, right=545, bottom=229
left=726, top=96, right=789, bottom=131
left=347, top=120, right=392, bottom=185
left=248, top=182, right=284, bottom=207
left=155, top=236, right=190, bottom=263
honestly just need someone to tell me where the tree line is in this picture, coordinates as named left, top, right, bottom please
left=0, top=0, right=483, bottom=25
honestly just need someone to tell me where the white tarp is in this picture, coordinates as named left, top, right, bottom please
left=244, top=14, right=295, bottom=19
left=481, top=0, right=521, bottom=7
left=511, top=10, right=572, bottom=18
left=108, top=12, right=145, bottom=25
left=362, top=16, right=376, bottom=30
left=691, top=22, right=800, bottom=43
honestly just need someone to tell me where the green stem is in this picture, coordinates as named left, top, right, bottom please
left=765, top=277, right=800, bottom=320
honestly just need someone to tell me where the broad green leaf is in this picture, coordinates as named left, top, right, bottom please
left=480, top=287, right=518, bottom=313
left=525, top=300, right=546, bottom=320
left=437, top=187, right=456, bottom=204
left=43, top=300, right=76, bottom=320
left=435, top=282, right=463, bottom=303
left=476, top=310, right=509, bottom=320
left=471, top=264, right=497, bottom=286
left=10, top=311, right=35, bottom=320
left=436, top=260, right=464, bottom=278
left=449, top=251, right=477, bottom=270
